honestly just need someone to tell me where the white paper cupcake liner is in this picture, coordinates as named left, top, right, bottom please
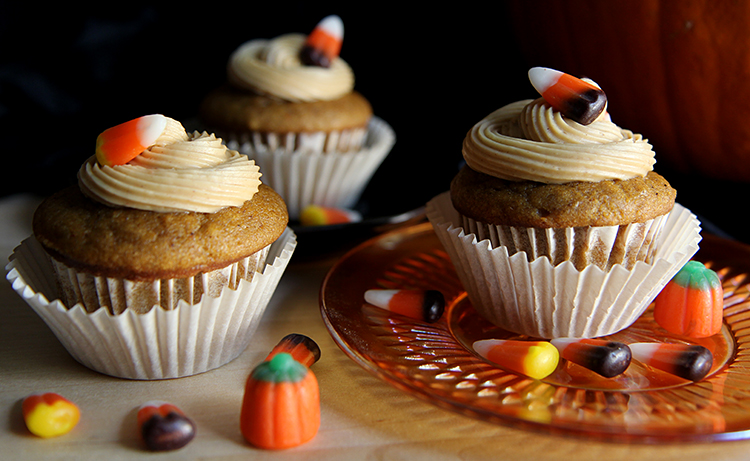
left=426, top=192, right=701, bottom=339
left=49, top=246, right=271, bottom=315
left=5, top=228, right=297, bottom=380
left=227, top=116, right=396, bottom=220
left=459, top=213, right=666, bottom=271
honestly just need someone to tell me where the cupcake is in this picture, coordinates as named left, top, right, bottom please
left=426, top=68, right=701, bottom=339
left=199, top=15, right=395, bottom=219
left=6, top=114, right=297, bottom=379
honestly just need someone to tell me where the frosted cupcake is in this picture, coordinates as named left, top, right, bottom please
left=199, top=15, right=395, bottom=219
left=426, top=68, right=701, bottom=339
left=6, top=114, right=296, bottom=379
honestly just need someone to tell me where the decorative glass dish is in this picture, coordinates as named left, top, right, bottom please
left=320, top=223, right=750, bottom=442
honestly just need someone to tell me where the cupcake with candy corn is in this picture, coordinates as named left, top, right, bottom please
left=6, top=114, right=296, bottom=379
left=199, top=15, right=395, bottom=220
left=426, top=67, right=701, bottom=339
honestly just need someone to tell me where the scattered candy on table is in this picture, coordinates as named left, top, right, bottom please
left=22, top=392, right=80, bottom=438
left=95, top=114, right=168, bottom=166
left=266, top=333, right=321, bottom=368
left=241, top=353, right=320, bottom=450
left=528, top=67, right=607, bottom=125
left=364, top=288, right=446, bottom=323
left=473, top=339, right=560, bottom=380
left=137, top=401, right=196, bottom=451
left=300, top=15, right=344, bottom=68
left=299, top=205, right=361, bottom=226
left=630, top=342, right=714, bottom=382
left=653, top=260, right=724, bottom=339
left=550, top=338, right=632, bottom=378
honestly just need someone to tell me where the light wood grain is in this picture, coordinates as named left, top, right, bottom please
left=2, top=194, right=749, bottom=460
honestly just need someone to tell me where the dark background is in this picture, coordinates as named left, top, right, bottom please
left=1, top=2, right=745, bottom=243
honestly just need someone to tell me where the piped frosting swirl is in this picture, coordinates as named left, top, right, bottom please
left=79, top=117, right=262, bottom=213
left=227, top=33, right=354, bottom=103
left=462, top=98, right=656, bottom=184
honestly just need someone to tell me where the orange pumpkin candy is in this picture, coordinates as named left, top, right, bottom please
left=653, top=260, right=724, bottom=338
left=240, top=352, right=320, bottom=450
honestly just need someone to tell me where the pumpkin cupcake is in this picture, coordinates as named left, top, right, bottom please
left=7, top=114, right=297, bottom=379
left=426, top=68, right=701, bottom=339
left=199, top=15, right=395, bottom=219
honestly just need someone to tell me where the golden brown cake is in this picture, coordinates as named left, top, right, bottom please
left=451, top=167, right=676, bottom=229
left=33, top=184, right=287, bottom=281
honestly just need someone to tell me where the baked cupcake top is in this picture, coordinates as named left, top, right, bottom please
left=452, top=68, right=675, bottom=228
left=34, top=114, right=288, bottom=280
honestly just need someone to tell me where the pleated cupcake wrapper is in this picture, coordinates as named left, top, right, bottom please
left=49, top=247, right=270, bottom=315
left=5, top=228, right=297, bottom=380
left=227, top=116, right=396, bottom=220
left=426, top=192, right=701, bottom=339
left=459, top=213, right=666, bottom=271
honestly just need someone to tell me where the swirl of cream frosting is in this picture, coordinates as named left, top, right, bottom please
left=227, top=33, right=354, bottom=103
left=78, top=117, right=262, bottom=213
left=462, top=99, right=656, bottom=184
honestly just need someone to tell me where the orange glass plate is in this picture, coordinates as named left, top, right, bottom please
left=320, top=223, right=750, bottom=443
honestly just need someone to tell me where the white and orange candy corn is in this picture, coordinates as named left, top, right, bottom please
left=137, top=401, right=196, bottom=451
left=22, top=392, right=80, bottom=438
left=299, top=205, right=361, bottom=226
left=364, top=288, right=445, bottom=323
left=630, top=342, right=713, bottom=382
left=300, top=15, right=344, bottom=68
left=473, top=339, right=559, bottom=380
left=550, top=338, right=631, bottom=378
left=528, top=67, right=607, bottom=125
left=95, top=114, right=168, bottom=166
left=265, top=333, right=321, bottom=368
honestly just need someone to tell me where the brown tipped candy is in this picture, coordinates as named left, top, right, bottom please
left=528, top=67, right=607, bottom=125
left=364, top=289, right=445, bottom=322
left=630, top=342, right=713, bottom=382
left=137, top=401, right=196, bottom=451
left=265, top=333, right=321, bottom=367
left=300, top=15, right=344, bottom=68
left=551, top=338, right=632, bottom=378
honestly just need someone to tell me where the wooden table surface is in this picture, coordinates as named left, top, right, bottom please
left=2, top=193, right=750, bottom=461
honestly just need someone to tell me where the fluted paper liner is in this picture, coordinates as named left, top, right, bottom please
left=426, top=192, right=701, bottom=338
left=6, top=228, right=297, bottom=379
left=227, top=116, right=396, bottom=219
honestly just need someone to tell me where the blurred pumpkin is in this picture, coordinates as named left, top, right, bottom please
left=507, top=0, right=750, bottom=181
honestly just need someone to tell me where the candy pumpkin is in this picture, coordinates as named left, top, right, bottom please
left=653, top=260, right=723, bottom=338
left=240, top=353, right=320, bottom=450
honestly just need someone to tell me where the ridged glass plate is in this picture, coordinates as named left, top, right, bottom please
left=320, top=222, right=750, bottom=443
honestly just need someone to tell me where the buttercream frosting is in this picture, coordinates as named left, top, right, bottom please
left=462, top=98, right=656, bottom=184
left=79, top=117, right=262, bottom=213
left=227, top=33, right=354, bottom=103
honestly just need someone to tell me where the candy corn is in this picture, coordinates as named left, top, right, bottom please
left=528, top=67, right=607, bottom=125
left=550, top=338, right=631, bottom=378
left=22, top=392, right=80, bottom=438
left=300, top=15, right=344, bottom=68
left=137, top=401, right=196, bottom=451
left=473, top=339, right=559, bottom=380
left=265, top=333, right=321, bottom=368
left=630, top=342, right=713, bottom=382
left=653, top=260, right=724, bottom=338
left=364, top=289, right=445, bottom=323
left=95, top=114, right=168, bottom=166
left=299, top=205, right=361, bottom=226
